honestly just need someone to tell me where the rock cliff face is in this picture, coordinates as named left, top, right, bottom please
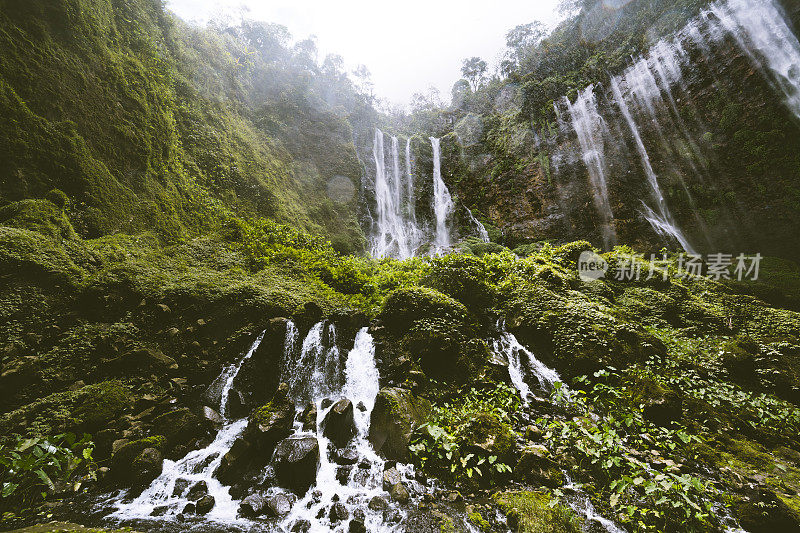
left=441, top=0, right=800, bottom=259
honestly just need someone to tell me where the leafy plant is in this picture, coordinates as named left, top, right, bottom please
left=0, top=433, right=96, bottom=508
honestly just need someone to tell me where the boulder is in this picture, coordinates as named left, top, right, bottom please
left=131, top=447, right=163, bottom=487
left=121, top=347, right=178, bottom=372
left=151, top=408, right=209, bottom=449
left=389, top=482, right=410, bottom=504
left=301, top=402, right=317, bottom=431
left=202, top=406, right=223, bottom=427
left=382, top=467, right=402, bottom=490
left=323, top=399, right=356, bottom=448
left=349, top=519, right=367, bottom=533
left=273, top=436, right=320, bottom=494
left=329, top=502, right=349, bottom=522
left=368, top=496, right=389, bottom=511
left=734, top=487, right=800, bottom=533
left=196, top=494, right=215, bottom=515
left=239, top=493, right=267, bottom=517
left=643, top=389, right=683, bottom=427
left=266, top=493, right=293, bottom=517
left=187, top=481, right=209, bottom=501
left=369, top=388, right=431, bottom=462
left=514, top=445, right=564, bottom=488
left=333, top=448, right=359, bottom=465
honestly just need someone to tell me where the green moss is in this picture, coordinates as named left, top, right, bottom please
left=493, top=491, right=581, bottom=533
left=379, top=286, right=471, bottom=334
left=467, top=511, right=492, bottom=531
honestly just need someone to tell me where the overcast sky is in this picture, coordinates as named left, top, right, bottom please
left=166, top=0, right=563, bottom=107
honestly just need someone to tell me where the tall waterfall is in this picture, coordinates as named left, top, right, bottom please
left=371, top=129, right=421, bottom=259
left=709, top=0, right=800, bottom=120
left=430, top=137, right=454, bottom=253
left=565, top=86, right=617, bottom=250
left=609, top=77, right=695, bottom=253
left=405, top=138, right=417, bottom=225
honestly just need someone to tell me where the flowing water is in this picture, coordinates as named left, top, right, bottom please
left=112, top=331, right=273, bottom=524
left=491, top=328, right=561, bottom=403
left=564, top=86, right=618, bottom=250
left=430, top=137, right=454, bottom=254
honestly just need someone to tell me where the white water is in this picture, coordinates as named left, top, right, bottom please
left=112, top=331, right=273, bottom=522
left=405, top=138, right=416, bottom=225
left=465, top=207, right=490, bottom=242
left=430, top=137, right=454, bottom=254
left=280, top=326, right=406, bottom=533
left=563, top=475, right=627, bottom=533
left=492, top=328, right=561, bottom=404
left=609, top=77, right=695, bottom=253
left=371, top=129, right=420, bottom=259
left=565, top=86, right=617, bottom=250
left=709, top=0, right=800, bottom=120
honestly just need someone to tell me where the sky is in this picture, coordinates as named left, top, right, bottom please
left=166, top=0, right=563, bottom=107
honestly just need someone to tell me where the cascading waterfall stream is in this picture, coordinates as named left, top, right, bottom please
left=112, top=330, right=276, bottom=523
left=491, top=328, right=561, bottom=403
left=430, top=136, right=454, bottom=253
left=609, top=77, right=695, bottom=253
left=564, top=86, right=618, bottom=250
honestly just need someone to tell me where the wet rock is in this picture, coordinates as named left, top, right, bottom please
left=187, top=481, right=208, bottom=501
left=356, top=401, right=367, bottom=412
left=336, top=466, right=352, bottom=484
left=291, top=519, right=311, bottom=532
left=514, top=445, right=564, bottom=488
left=358, top=459, right=371, bottom=469
left=131, top=447, right=163, bottom=487
left=239, top=493, right=267, bottom=517
left=349, top=518, right=367, bottom=533
left=216, top=437, right=252, bottom=485
left=301, top=402, right=317, bottom=432
left=172, top=478, right=190, bottom=497
left=734, top=487, right=800, bottom=532
left=266, top=493, right=293, bottom=517
left=274, top=436, right=320, bottom=494
left=151, top=407, right=209, bottom=448
left=196, top=494, right=215, bottom=514
left=151, top=505, right=168, bottom=516
left=182, top=502, right=196, bottom=515
left=369, top=388, right=431, bottom=462
left=389, top=482, right=410, bottom=504
left=202, top=406, right=223, bottom=427
left=334, top=448, right=359, bottom=465
left=369, top=495, right=389, bottom=511
left=122, top=347, right=179, bottom=372
left=321, top=398, right=333, bottom=410
left=323, top=399, right=356, bottom=448
left=330, top=502, right=349, bottom=522
left=382, top=467, right=402, bottom=490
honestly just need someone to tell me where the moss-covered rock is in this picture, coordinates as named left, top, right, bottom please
left=378, top=286, right=471, bottom=335
left=369, top=387, right=432, bottom=462
left=493, top=490, right=581, bottom=533
left=457, top=412, right=515, bottom=464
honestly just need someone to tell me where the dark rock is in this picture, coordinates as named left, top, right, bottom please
left=356, top=401, right=367, bottom=412
left=266, top=493, right=293, bottom=517
left=291, top=519, right=311, bottom=532
left=369, top=388, right=431, bottom=462
left=187, top=481, right=208, bottom=501
left=239, top=493, right=267, bottom=517
left=273, top=436, right=320, bottom=494
left=182, top=503, right=196, bottom=515
left=382, top=467, right=402, bottom=490
left=151, top=505, right=168, bottom=516
left=151, top=408, right=209, bottom=448
left=348, top=519, right=367, bottom=533
left=334, top=448, right=359, bottom=465
left=734, top=488, right=800, bottom=533
left=323, top=399, right=356, bottom=448
left=216, top=437, right=252, bottom=485
left=196, top=494, right=215, bottom=514
left=131, top=447, right=163, bottom=487
left=172, top=478, right=190, bottom=497
left=202, top=406, right=223, bottom=427
left=389, top=482, right=410, bottom=504
left=301, top=402, right=317, bottom=432
left=358, top=459, right=371, bottom=469
left=368, top=496, right=389, bottom=511
left=321, top=398, right=333, bottom=410
left=514, top=445, right=564, bottom=488
left=643, top=390, right=683, bottom=427
left=336, top=466, right=352, bottom=484
left=121, top=347, right=178, bottom=372
left=329, top=502, right=349, bottom=522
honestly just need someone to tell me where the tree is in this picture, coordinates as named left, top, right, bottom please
left=352, top=64, right=374, bottom=100
left=461, top=57, right=487, bottom=91
left=504, top=21, right=547, bottom=72
left=451, top=79, right=472, bottom=110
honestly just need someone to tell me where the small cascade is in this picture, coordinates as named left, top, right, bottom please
left=112, top=330, right=275, bottom=522
left=284, top=321, right=344, bottom=404
left=563, top=475, right=628, bottom=533
left=609, top=77, right=695, bottom=253
left=709, top=0, right=800, bottom=120
left=564, top=86, right=618, bottom=250
left=430, top=136, right=454, bottom=253
left=465, top=206, right=490, bottom=242
left=279, top=324, right=412, bottom=533
left=492, top=327, right=561, bottom=404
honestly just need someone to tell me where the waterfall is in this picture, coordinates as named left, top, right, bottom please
left=111, top=330, right=279, bottom=522
left=492, top=327, right=561, bottom=404
left=709, top=0, right=800, bottom=120
left=565, top=86, right=618, bottom=250
left=280, top=326, right=410, bottom=533
left=430, top=137, right=454, bottom=253
left=465, top=207, right=490, bottom=243
left=609, top=77, right=695, bottom=253
left=370, top=129, right=422, bottom=259
left=405, top=138, right=416, bottom=224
